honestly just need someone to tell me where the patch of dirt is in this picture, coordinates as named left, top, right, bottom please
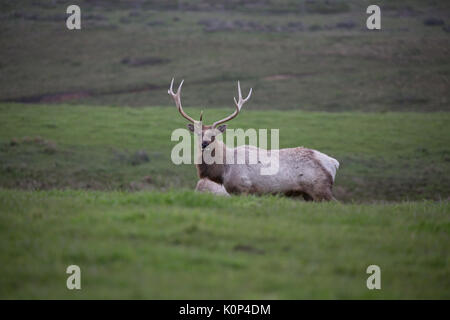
left=198, top=19, right=305, bottom=33
left=198, top=19, right=357, bottom=33
left=2, top=84, right=161, bottom=104
left=264, top=74, right=295, bottom=81
left=40, top=92, right=91, bottom=103
left=263, top=73, right=317, bottom=81
left=129, top=180, right=153, bottom=191
left=335, top=20, right=356, bottom=29
left=233, top=244, right=265, bottom=255
left=423, top=17, right=445, bottom=26
left=147, top=21, right=165, bottom=27
left=113, top=150, right=150, bottom=166
left=121, top=56, right=170, bottom=67
left=7, top=136, right=58, bottom=154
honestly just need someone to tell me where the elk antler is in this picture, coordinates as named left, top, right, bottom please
left=212, top=81, right=252, bottom=128
left=168, top=78, right=196, bottom=123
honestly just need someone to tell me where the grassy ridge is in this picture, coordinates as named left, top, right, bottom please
left=0, top=189, right=448, bottom=299
left=1, top=103, right=449, bottom=201
left=0, top=0, right=449, bottom=111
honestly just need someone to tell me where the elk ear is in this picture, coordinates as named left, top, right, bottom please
left=187, top=123, right=195, bottom=133
left=217, top=124, right=227, bottom=134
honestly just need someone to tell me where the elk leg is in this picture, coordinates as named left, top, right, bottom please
left=310, top=188, right=334, bottom=202
left=284, top=190, right=313, bottom=201
left=302, top=193, right=314, bottom=201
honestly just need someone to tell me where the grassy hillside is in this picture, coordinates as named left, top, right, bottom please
left=0, top=189, right=448, bottom=299
left=1, top=103, right=449, bottom=202
left=0, top=0, right=449, bottom=111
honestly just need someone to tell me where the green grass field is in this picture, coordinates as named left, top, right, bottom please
left=1, top=103, right=449, bottom=202
left=0, top=0, right=449, bottom=299
left=0, top=103, right=448, bottom=299
left=0, top=190, right=448, bottom=299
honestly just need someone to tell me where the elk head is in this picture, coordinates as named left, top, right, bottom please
left=168, top=78, right=252, bottom=150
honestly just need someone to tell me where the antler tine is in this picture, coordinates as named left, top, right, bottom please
left=168, top=78, right=174, bottom=95
left=213, top=81, right=252, bottom=128
left=168, top=78, right=196, bottom=124
left=233, top=81, right=252, bottom=110
left=237, top=80, right=242, bottom=103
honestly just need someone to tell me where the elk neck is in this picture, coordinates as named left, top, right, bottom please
left=196, top=139, right=229, bottom=185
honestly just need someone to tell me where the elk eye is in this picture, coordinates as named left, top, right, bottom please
left=211, top=136, right=215, bottom=142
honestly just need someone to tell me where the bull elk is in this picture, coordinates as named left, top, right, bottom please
left=168, top=79, right=339, bottom=201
